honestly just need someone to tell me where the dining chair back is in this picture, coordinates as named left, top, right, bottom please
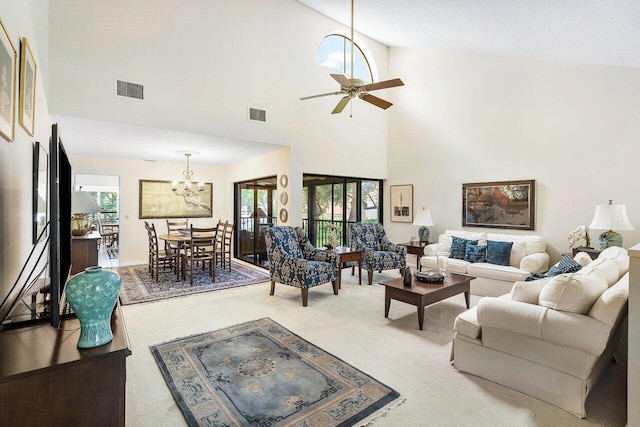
left=219, top=221, right=234, bottom=270
left=98, top=217, right=118, bottom=247
left=183, top=226, right=217, bottom=285
left=144, top=221, right=179, bottom=282
left=166, top=219, right=188, bottom=253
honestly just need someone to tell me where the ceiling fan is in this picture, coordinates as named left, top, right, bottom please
left=300, top=0, right=404, bottom=115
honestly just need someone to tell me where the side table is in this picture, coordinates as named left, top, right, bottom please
left=572, top=247, right=601, bottom=260
left=399, top=242, right=428, bottom=270
left=322, top=247, right=362, bottom=288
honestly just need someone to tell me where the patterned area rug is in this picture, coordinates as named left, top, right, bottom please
left=117, top=261, right=270, bottom=305
left=151, top=318, right=401, bottom=426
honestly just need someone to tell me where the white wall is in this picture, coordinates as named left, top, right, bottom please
left=69, top=155, right=229, bottom=266
left=386, top=49, right=640, bottom=261
left=49, top=0, right=391, bottom=184
left=0, top=1, right=51, bottom=307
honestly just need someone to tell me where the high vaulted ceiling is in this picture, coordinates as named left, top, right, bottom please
left=298, top=0, right=640, bottom=68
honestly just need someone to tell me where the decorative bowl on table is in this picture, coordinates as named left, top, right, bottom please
left=415, top=270, right=445, bottom=283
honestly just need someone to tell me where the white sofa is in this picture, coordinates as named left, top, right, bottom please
left=420, top=230, right=550, bottom=296
left=451, top=246, right=629, bottom=418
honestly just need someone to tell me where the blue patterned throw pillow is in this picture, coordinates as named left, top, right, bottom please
left=464, top=243, right=487, bottom=263
left=486, top=240, right=513, bottom=266
left=557, top=255, right=582, bottom=273
left=450, top=236, right=478, bottom=260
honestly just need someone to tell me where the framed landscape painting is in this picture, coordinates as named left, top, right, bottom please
left=139, top=179, right=213, bottom=219
left=19, top=37, right=36, bottom=136
left=462, top=180, right=535, bottom=230
left=390, top=184, right=413, bottom=223
left=0, top=19, right=17, bottom=142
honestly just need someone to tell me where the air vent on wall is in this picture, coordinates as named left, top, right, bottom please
left=116, top=80, right=144, bottom=100
left=248, top=107, right=266, bottom=123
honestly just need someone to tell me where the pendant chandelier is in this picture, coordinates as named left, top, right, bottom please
left=172, top=153, right=205, bottom=207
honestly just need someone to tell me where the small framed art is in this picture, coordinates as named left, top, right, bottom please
left=0, top=19, right=17, bottom=142
left=19, top=37, right=36, bottom=136
left=390, top=184, right=413, bottom=223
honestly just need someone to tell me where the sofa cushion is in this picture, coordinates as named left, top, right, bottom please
left=487, top=240, right=512, bottom=266
left=578, top=257, right=619, bottom=287
left=451, top=236, right=478, bottom=260
left=439, top=230, right=487, bottom=253
left=464, top=243, right=487, bottom=263
left=597, top=246, right=629, bottom=274
left=486, top=233, right=546, bottom=255
left=539, top=272, right=608, bottom=314
left=588, top=272, right=629, bottom=327
left=510, top=276, right=554, bottom=304
left=467, top=262, right=530, bottom=283
left=573, top=251, right=593, bottom=267
left=508, top=241, right=527, bottom=267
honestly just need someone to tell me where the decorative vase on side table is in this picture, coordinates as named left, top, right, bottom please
left=65, top=266, right=122, bottom=348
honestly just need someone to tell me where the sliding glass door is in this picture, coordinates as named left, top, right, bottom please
left=234, top=177, right=277, bottom=268
left=303, top=175, right=382, bottom=248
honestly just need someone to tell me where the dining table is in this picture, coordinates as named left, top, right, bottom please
left=158, top=229, right=218, bottom=279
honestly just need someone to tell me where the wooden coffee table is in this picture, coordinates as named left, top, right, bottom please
left=380, top=272, right=475, bottom=330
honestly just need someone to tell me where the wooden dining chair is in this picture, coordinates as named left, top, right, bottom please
left=182, top=226, right=217, bottom=285
left=214, top=220, right=227, bottom=267
left=219, top=221, right=234, bottom=271
left=144, top=221, right=179, bottom=282
left=98, top=217, right=118, bottom=248
left=166, top=219, right=188, bottom=254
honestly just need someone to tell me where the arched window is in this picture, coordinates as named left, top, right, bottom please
left=316, top=34, right=373, bottom=83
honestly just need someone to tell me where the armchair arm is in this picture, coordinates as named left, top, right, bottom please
left=423, top=243, right=439, bottom=257
left=307, top=248, right=339, bottom=266
left=520, top=252, right=550, bottom=273
left=477, top=297, right=610, bottom=356
left=380, top=241, right=407, bottom=256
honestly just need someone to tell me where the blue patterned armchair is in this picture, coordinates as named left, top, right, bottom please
left=264, top=226, right=339, bottom=306
left=348, top=222, right=407, bottom=285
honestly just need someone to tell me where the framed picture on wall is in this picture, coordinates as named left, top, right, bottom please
left=19, top=37, right=36, bottom=136
left=390, top=184, right=413, bottom=223
left=0, top=18, right=17, bottom=142
left=139, top=179, right=213, bottom=219
left=462, top=179, right=535, bottom=230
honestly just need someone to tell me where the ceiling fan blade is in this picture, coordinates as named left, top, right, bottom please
left=332, top=96, right=351, bottom=114
left=360, top=93, right=393, bottom=110
left=300, top=91, right=342, bottom=100
left=363, top=78, right=404, bottom=92
left=331, top=74, right=351, bottom=87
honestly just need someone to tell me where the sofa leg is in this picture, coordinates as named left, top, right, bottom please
left=400, top=267, right=405, bottom=276
left=270, top=281, right=275, bottom=296
left=367, top=270, right=373, bottom=285
left=332, top=280, right=338, bottom=295
left=301, top=288, right=309, bottom=306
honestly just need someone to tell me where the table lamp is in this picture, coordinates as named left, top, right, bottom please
left=413, top=207, right=434, bottom=244
left=71, top=191, right=101, bottom=236
left=588, top=200, right=634, bottom=249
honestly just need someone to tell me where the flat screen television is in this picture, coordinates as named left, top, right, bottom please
left=0, top=124, right=72, bottom=327
left=49, top=123, right=72, bottom=328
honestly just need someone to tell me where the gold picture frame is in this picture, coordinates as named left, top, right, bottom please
left=462, top=179, right=535, bottom=230
left=19, top=37, right=36, bottom=136
left=0, top=19, right=17, bottom=142
left=390, top=184, right=413, bottom=222
left=139, top=179, right=213, bottom=219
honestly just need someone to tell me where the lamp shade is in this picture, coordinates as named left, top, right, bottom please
left=588, top=203, right=634, bottom=231
left=251, top=207, right=268, bottom=218
left=72, top=191, right=101, bottom=214
left=413, top=208, right=434, bottom=227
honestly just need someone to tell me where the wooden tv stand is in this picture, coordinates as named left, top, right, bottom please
left=0, top=304, right=131, bottom=426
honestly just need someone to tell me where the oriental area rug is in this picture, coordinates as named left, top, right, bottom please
left=151, top=318, right=402, bottom=427
left=117, top=262, right=270, bottom=305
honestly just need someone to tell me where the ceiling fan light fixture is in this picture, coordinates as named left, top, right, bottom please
left=300, top=0, right=404, bottom=115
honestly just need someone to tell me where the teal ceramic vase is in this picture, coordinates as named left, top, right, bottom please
left=65, top=266, right=121, bottom=348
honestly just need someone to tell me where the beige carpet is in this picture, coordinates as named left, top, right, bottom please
left=122, top=262, right=627, bottom=426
